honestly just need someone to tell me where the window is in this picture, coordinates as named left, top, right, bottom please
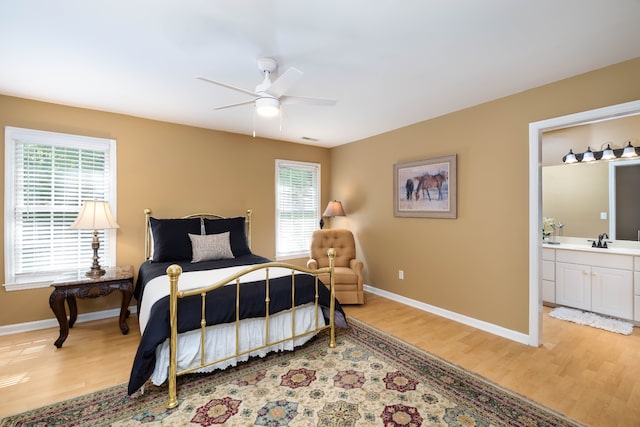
left=4, top=127, right=117, bottom=290
left=275, top=160, right=320, bottom=259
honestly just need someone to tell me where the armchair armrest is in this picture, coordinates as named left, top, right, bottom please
left=307, top=259, right=318, bottom=270
left=349, top=259, right=363, bottom=275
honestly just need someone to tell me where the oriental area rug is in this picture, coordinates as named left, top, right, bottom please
left=1, top=318, right=582, bottom=427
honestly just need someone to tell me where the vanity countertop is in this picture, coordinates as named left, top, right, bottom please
left=543, top=242, right=640, bottom=256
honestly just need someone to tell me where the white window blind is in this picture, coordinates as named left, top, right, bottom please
left=275, top=159, right=320, bottom=259
left=4, top=127, right=117, bottom=289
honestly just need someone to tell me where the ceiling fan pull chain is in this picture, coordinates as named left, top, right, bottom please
left=252, top=107, right=256, bottom=138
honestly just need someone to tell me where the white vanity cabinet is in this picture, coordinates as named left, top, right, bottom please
left=555, top=249, right=633, bottom=320
left=542, top=248, right=556, bottom=304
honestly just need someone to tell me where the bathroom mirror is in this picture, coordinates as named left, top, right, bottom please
left=542, top=114, right=640, bottom=242
left=610, top=159, right=640, bottom=241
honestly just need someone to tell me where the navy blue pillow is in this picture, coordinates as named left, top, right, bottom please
left=149, top=217, right=201, bottom=262
left=203, top=217, right=251, bottom=257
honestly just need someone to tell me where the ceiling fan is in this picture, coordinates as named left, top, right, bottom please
left=197, top=57, right=336, bottom=118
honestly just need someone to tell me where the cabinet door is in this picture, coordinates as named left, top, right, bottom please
left=542, top=280, right=556, bottom=303
left=542, top=259, right=555, bottom=303
left=556, top=262, right=591, bottom=310
left=591, top=267, right=633, bottom=319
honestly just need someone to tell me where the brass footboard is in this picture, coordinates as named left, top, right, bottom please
left=164, top=249, right=336, bottom=409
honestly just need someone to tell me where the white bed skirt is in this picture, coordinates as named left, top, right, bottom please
left=151, top=303, right=326, bottom=386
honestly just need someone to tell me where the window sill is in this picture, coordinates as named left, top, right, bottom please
left=4, top=272, right=59, bottom=291
left=275, top=253, right=308, bottom=262
left=4, top=280, right=54, bottom=291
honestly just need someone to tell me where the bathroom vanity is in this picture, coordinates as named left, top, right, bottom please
left=543, top=243, right=640, bottom=322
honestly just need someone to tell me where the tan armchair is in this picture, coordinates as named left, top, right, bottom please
left=307, top=229, right=364, bottom=304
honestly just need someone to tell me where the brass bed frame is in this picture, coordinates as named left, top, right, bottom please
left=142, top=209, right=337, bottom=409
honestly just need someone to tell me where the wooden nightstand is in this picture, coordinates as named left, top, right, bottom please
left=49, top=265, right=134, bottom=348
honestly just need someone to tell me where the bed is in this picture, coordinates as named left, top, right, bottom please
left=127, top=209, right=345, bottom=408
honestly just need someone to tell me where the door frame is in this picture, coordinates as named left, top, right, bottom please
left=528, top=99, right=640, bottom=346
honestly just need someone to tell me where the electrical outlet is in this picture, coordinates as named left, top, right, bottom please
left=398, top=270, right=404, bottom=280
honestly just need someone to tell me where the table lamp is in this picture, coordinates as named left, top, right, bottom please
left=70, top=200, right=119, bottom=277
left=320, top=200, right=346, bottom=229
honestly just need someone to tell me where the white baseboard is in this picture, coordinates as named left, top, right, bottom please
left=3, top=288, right=529, bottom=345
left=0, top=305, right=138, bottom=336
left=363, top=285, right=530, bottom=345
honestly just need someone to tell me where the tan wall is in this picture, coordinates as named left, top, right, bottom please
left=329, top=57, right=640, bottom=334
left=0, top=95, right=331, bottom=326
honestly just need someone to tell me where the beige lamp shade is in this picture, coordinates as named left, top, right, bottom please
left=320, top=200, right=346, bottom=229
left=322, top=200, right=346, bottom=217
left=70, top=200, right=119, bottom=230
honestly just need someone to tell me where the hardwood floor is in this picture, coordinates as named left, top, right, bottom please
left=1, top=293, right=639, bottom=426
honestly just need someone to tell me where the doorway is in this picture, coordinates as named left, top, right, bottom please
left=528, top=100, right=640, bottom=346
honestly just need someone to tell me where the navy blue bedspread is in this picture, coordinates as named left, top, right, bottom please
left=128, top=255, right=345, bottom=395
left=133, top=254, right=272, bottom=309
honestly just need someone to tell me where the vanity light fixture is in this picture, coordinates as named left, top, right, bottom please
left=581, top=147, right=595, bottom=162
left=601, top=144, right=616, bottom=160
left=562, top=141, right=640, bottom=164
left=563, top=149, right=578, bottom=163
left=621, top=141, right=638, bottom=158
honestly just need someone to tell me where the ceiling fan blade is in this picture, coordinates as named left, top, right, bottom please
left=266, top=67, right=304, bottom=97
left=196, top=76, right=256, bottom=97
left=281, top=95, right=337, bottom=106
left=213, top=100, right=255, bottom=110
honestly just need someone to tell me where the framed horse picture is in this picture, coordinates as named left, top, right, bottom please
left=393, top=154, right=457, bottom=218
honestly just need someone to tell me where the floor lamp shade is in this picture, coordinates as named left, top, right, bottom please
left=70, top=200, right=119, bottom=277
left=320, top=200, right=346, bottom=228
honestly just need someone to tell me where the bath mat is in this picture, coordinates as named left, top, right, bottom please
left=549, top=306, right=634, bottom=335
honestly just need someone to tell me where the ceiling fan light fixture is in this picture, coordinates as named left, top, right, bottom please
left=255, top=97, right=280, bottom=117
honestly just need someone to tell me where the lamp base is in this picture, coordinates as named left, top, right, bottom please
left=86, top=266, right=106, bottom=278
left=86, top=230, right=105, bottom=278
left=319, top=218, right=325, bottom=229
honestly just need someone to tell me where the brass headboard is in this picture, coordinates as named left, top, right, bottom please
left=144, top=208, right=253, bottom=261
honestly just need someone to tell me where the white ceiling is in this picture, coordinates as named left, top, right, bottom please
left=1, top=1, right=640, bottom=148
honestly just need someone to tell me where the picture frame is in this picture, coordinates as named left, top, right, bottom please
left=393, top=154, right=457, bottom=218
